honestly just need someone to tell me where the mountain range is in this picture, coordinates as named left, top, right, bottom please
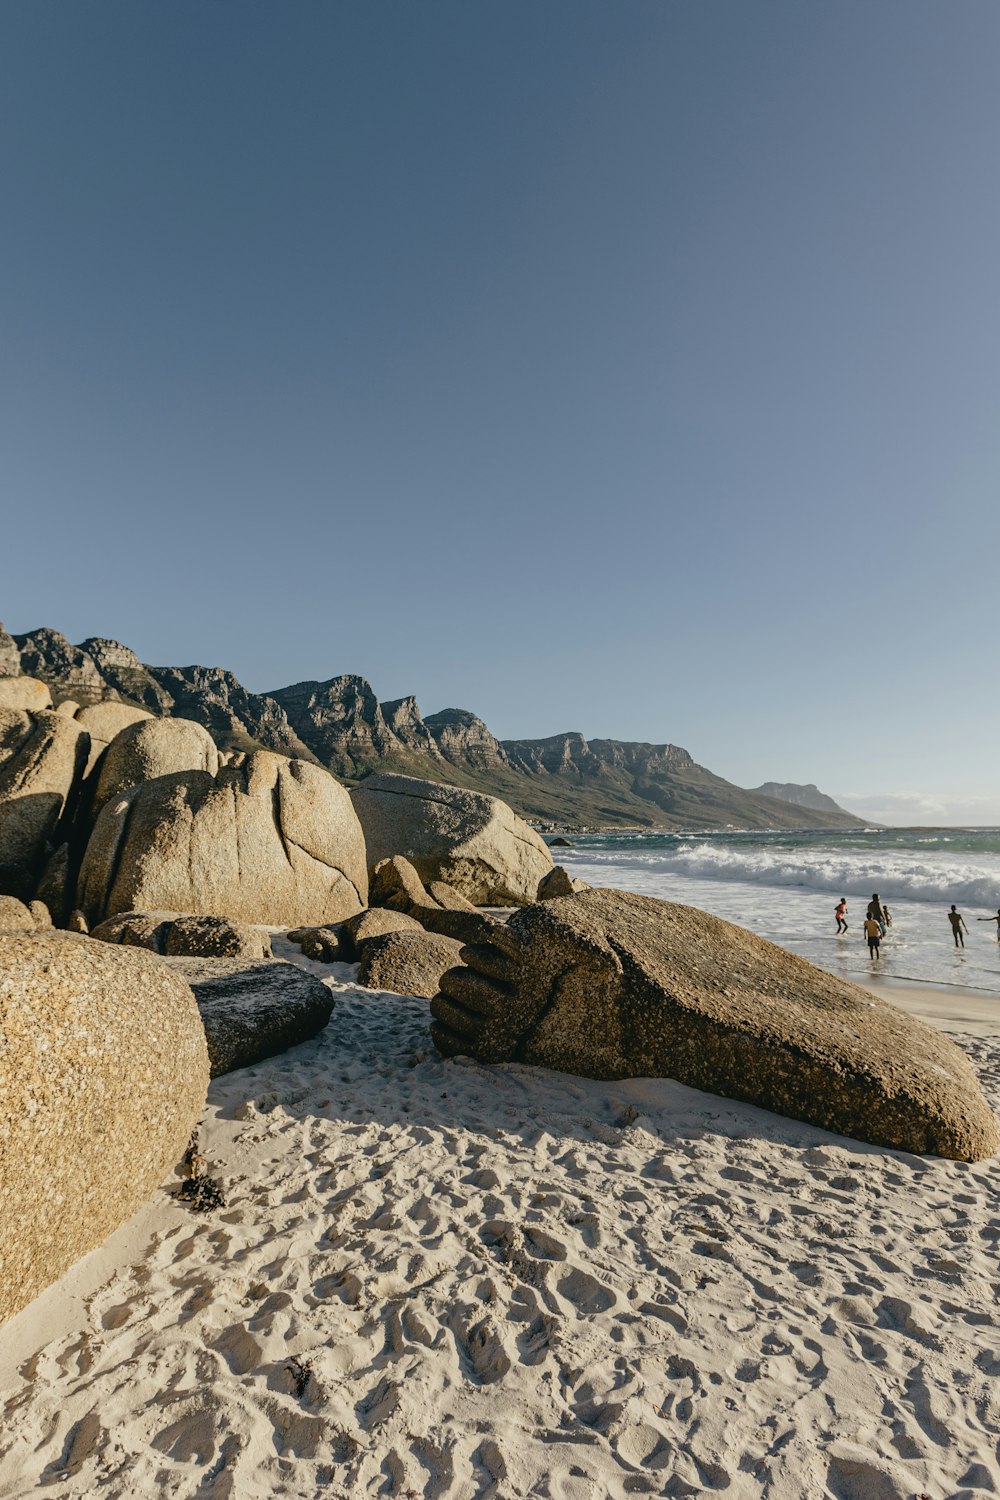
left=0, top=624, right=864, bottom=831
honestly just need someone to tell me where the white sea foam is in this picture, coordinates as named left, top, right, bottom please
left=573, top=843, right=1000, bottom=908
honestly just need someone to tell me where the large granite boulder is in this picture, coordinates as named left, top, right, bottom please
left=0, top=710, right=89, bottom=898
left=369, top=854, right=439, bottom=913
left=166, top=958, right=334, bottom=1076
left=0, top=935, right=209, bottom=1327
left=359, top=929, right=465, bottom=999
left=78, top=751, right=367, bottom=928
left=351, top=773, right=552, bottom=905
left=431, top=888, right=1000, bottom=1162
left=0, top=678, right=52, bottom=713
left=74, top=701, right=153, bottom=776
left=92, top=715, right=219, bottom=817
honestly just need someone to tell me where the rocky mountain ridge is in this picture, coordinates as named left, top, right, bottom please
left=0, top=623, right=864, bottom=830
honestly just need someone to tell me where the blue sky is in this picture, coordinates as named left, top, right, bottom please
left=2, top=3, right=998, bottom=824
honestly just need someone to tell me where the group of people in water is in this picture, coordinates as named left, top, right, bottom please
left=834, top=894, right=1000, bottom=962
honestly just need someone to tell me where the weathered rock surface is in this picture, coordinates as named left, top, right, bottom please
left=537, top=865, right=576, bottom=900
left=35, top=843, right=72, bottom=925
left=410, top=905, right=501, bottom=948
left=0, top=677, right=53, bottom=713
left=168, top=959, right=334, bottom=1077
left=352, top=774, right=553, bottom=905
left=91, top=911, right=272, bottom=960
left=294, top=926, right=344, bottom=962
left=431, top=888, right=1000, bottom=1162
left=425, top=880, right=478, bottom=912
left=93, top=716, right=219, bottom=816
left=0, top=624, right=20, bottom=679
left=0, top=935, right=209, bottom=1326
left=0, top=710, right=89, bottom=897
left=90, top=910, right=176, bottom=952
left=79, top=752, right=367, bottom=928
left=74, top=702, right=153, bottom=775
left=342, top=906, right=424, bottom=958
left=359, top=929, right=465, bottom=999
left=165, top=915, right=272, bottom=961
left=369, top=855, right=438, bottom=913
left=0, top=894, right=37, bottom=930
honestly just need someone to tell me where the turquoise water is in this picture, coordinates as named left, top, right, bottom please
left=558, top=828, right=1000, bottom=994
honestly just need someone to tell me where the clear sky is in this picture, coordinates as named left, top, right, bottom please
left=2, top=3, right=998, bottom=825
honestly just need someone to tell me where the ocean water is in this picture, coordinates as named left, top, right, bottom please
left=558, top=828, right=1000, bottom=995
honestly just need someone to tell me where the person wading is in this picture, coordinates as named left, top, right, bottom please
left=835, top=898, right=848, bottom=934
left=948, top=905, right=968, bottom=948
left=863, top=915, right=882, bottom=962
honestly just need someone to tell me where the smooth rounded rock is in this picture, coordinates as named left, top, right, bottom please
left=92, top=716, right=219, bottom=816
left=352, top=773, right=553, bottom=905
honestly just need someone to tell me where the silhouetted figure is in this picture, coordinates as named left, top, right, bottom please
left=948, top=905, right=968, bottom=948
left=835, top=898, right=848, bottom=934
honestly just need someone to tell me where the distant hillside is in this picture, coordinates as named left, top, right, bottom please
left=751, top=782, right=858, bottom=820
left=0, top=622, right=865, bottom=831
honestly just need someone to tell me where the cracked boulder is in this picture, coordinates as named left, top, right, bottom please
left=431, top=887, right=1000, bottom=1162
left=78, top=751, right=367, bottom=928
left=358, top=929, right=465, bottom=999
left=351, top=773, right=552, bottom=905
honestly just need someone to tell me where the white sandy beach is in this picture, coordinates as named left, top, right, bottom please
left=1, top=941, right=999, bottom=1500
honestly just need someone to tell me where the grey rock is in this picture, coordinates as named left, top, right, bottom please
left=432, top=888, right=1000, bottom=1162
left=351, top=773, right=553, bottom=905
left=358, top=929, right=465, bottom=999
left=411, top=905, right=501, bottom=948
left=66, top=908, right=89, bottom=933
left=424, top=708, right=511, bottom=770
left=170, top=958, right=335, bottom=1077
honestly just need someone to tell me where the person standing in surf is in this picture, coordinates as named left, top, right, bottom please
left=948, top=905, right=968, bottom=948
left=867, top=894, right=887, bottom=937
left=835, top=898, right=848, bottom=934
left=863, top=914, right=882, bottom=961
left=976, top=909, right=1000, bottom=941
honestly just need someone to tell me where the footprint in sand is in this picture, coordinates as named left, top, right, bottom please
left=557, top=1267, right=617, bottom=1315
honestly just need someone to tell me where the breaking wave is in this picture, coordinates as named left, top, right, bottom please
left=571, top=842, right=1000, bottom=908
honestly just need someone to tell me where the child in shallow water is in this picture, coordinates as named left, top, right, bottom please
left=864, top=915, right=882, bottom=961
left=835, top=898, right=848, bottom=934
